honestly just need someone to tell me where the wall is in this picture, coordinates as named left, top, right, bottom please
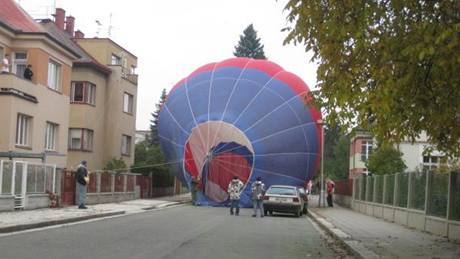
left=351, top=172, right=460, bottom=242
left=0, top=74, right=69, bottom=167
left=0, top=196, right=14, bottom=211
left=67, top=67, right=108, bottom=171
left=334, top=194, right=352, bottom=208
left=103, top=66, right=136, bottom=166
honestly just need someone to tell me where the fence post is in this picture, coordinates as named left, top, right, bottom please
left=111, top=172, right=115, bottom=194
left=0, top=160, right=3, bottom=194
left=96, top=172, right=101, bottom=193
left=123, top=174, right=128, bottom=193
left=407, top=172, right=413, bottom=209
left=424, top=170, right=432, bottom=216
left=393, top=173, right=399, bottom=206
left=447, top=171, right=453, bottom=221
left=383, top=175, right=387, bottom=204
left=373, top=176, right=377, bottom=203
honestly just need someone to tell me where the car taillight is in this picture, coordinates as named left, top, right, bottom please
left=263, top=196, right=269, bottom=200
left=293, top=197, right=299, bottom=202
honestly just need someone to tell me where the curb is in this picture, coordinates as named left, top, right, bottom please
left=142, top=200, right=190, bottom=210
left=308, top=209, right=379, bottom=259
left=0, top=211, right=125, bottom=234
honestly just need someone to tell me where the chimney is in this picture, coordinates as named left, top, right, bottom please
left=74, top=30, right=85, bottom=39
left=65, top=16, right=75, bottom=36
left=54, top=8, right=65, bottom=30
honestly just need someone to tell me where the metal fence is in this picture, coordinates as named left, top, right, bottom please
left=85, top=170, right=140, bottom=194
left=334, top=179, right=353, bottom=196
left=0, top=160, right=59, bottom=209
left=353, top=171, right=460, bottom=221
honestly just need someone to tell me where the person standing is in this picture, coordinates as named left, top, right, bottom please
left=23, top=64, right=33, bottom=80
left=251, top=176, right=265, bottom=218
left=190, top=175, right=200, bottom=206
left=326, top=178, right=335, bottom=207
left=75, top=161, right=89, bottom=209
left=306, top=180, right=313, bottom=195
left=227, top=176, right=244, bottom=216
left=1, top=54, right=10, bottom=74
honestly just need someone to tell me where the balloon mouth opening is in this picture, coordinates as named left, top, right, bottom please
left=201, top=142, right=253, bottom=203
left=183, top=121, right=254, bottom=203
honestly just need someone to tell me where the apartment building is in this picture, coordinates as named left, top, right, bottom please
left=349, top=129, right=444, bottom=178
left=0, top=0, right=138, bottom=171
left=0, top=0, right=77, bottom=168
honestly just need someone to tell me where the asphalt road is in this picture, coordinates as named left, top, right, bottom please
left=0, top=205, right=337, bottom=259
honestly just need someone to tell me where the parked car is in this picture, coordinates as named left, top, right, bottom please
left=263, top=185, right=305, bottom=217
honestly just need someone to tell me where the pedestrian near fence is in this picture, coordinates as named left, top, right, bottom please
left=75, top=161, right=90, bottom=209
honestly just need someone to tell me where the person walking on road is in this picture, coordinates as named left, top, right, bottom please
left=326, top=177, right=335, bottom=207
left=75, top=161, right=90, bottom=209
left=228, top=176, right=244, bottom=216
left=251, top=177, right=265, bottom=217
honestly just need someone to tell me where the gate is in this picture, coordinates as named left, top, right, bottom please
left=60, top=169, right=75, bottom=205
left=12, top=162, right=27, bottom=209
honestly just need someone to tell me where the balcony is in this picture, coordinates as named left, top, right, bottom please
left=0, top=73, right=38, bottom=103
left=108, top=65, right=138, bottom=86
left=123, top=73, right=138, bottom=85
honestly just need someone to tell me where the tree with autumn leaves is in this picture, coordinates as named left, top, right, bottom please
left=284, top=0, right=460, bottom=156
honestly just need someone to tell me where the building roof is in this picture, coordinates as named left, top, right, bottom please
left=40, top=20, right=111, bottom=75
left=0, top=0, right=43, bottom=33
left=76, top=38, right=138, bottom=59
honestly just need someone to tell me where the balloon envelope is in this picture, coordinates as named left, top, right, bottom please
left=158, top=58, right=322, bottom=207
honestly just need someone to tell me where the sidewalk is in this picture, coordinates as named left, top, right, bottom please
left=0, top=193, right=191, bottom=234
left=308, top=195, right=460, bottom=259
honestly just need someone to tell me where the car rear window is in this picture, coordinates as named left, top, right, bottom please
left=267, top=187, right=296, bottom=195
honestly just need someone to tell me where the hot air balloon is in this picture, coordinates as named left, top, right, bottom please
left=158, top=58, right=322, bottom=207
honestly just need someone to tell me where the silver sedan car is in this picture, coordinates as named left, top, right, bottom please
left=263, top=185, right=305, bottom=217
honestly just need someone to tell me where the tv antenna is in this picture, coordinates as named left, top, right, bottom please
left=95, top=20, right=102, bottom=37
left=108, top=13, right=113, bottom=38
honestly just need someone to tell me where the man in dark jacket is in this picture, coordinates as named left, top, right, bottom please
left=23, top=64, right=33, bottom=80
left=75, top=160, right=89, bottom=209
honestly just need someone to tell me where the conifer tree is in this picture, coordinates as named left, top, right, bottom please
left=234, top=24, right=266, bottom=59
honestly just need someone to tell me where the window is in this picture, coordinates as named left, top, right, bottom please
left=71, top=81, right=96, bottom=105
left=130, top=65, right=136, bottom=74
left=121, top=135, right=132, bottom=156
left=47, top=60, right=61, bottom=91
left=423, top=156, right=441, bottom=171
left=45, top=122, right=58, bottom=151
left=111, top=54, right=121, bottom=65
left=69, top=128, right=94, bottom=151
left=361, top=140, right=373, bottom=161
left=13, top=52, right=27, bottom=78
left=16, top=114, right=31, bottom=146
left=123, top=92, right=133, bottom=114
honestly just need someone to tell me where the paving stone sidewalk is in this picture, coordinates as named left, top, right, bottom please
left=308, top=195, right=460, bottom=259
left=0, top=193, right=191, bottom=233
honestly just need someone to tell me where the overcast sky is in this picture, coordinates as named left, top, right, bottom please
left=19, top=0, right=318, bottom=130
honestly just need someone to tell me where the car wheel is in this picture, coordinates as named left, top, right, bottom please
left=295, top=210, right=301, bottom=217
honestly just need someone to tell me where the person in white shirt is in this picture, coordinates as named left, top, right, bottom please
left=1, top=54, right=10, bottom=74
left=228, top=176, right=244, bottom=216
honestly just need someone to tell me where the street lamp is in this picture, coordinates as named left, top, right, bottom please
left=317, top=119, right=325, bottom=207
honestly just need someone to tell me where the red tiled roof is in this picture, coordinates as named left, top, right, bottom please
left=0, top=0, right=43, bottom=33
